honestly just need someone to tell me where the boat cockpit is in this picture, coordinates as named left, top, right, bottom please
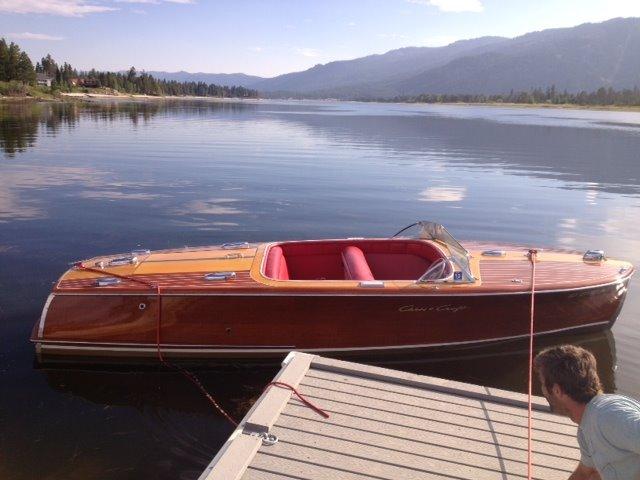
left=262, top=221, right=475, bottom=284
left=264, top=239, right=452, bottom=281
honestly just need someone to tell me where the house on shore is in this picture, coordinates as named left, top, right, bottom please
left=71, top=78, right=100, bottom=88
left=36, top=73, right=54, bottom=87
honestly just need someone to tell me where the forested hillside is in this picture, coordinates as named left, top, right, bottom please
left=0, top=40, right=257, bottom=98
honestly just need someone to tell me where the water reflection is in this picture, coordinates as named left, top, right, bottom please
left=419, top=185, right=466, bottom=202
left=23, top=330, right=613, bottom=480
left=2, top=100, right=639, bottom=196
left=1, top=99, right=638, bottom=480
left=0, top=101, right=168, bottom=158
left=0, top=102, right=40, bottom=156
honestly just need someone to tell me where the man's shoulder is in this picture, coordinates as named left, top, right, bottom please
left=591, top=394, right=640, bottom=424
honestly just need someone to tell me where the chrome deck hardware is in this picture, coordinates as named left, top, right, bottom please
left=108, top=255, right=138, bottom=266
left=96, top=277, right=121, bottom=287
left=131, top=249, right=151, bottom=256
left=204, top=272, right=237, bottom=281
left=583, top=250, right=606, bottom=262
left=482, top=250, right=507, bottom=257
left=222, top=242, right=250, bottom=250
left=247, top=431, right=278, bottom=446
left=358, top=280, right=385, bottom=288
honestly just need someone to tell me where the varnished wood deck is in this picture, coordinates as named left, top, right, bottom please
left=199, top=353, right=579, bottom=480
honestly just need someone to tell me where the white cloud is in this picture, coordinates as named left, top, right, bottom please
left=117, top=0, right=196, bottom=3
left=296, top=47, right=321, bottom=58
left=248, top=46, right=264, bottom=53
left=115, top=0, right=159, bottom=4
left=4, top=32, right=65, bottom=41
left=347, top=21, right=356, bottom=27
left=0, top=0, right=117, bottom=16
left=0, top=0, right=194, bottom=15
left=407, top=0, right=483, bottom=13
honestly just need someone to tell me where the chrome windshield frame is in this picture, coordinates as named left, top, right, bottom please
left=396, top=221, right=476, bottom=284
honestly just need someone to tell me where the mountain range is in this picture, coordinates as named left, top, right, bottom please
left=150, top=17, right=640, bottom=99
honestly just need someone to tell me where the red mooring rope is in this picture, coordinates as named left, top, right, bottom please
left=265, top=381, right=330, bottom=418
left=75, top=263, right=239, bottom=426
left=75, top=263, right=328, bottom=427
left=527, top=249, right=538, bottom=480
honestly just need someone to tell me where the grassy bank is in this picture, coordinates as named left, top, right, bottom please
left=0, top=82, right=255, bottom=103
left=0, top=81, right=57, bottom=100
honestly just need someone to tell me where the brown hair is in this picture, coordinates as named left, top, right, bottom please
left=534, top=345, right=603, bottom=404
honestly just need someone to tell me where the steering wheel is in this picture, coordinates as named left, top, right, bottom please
left=418, top=258, right=454, bottom=283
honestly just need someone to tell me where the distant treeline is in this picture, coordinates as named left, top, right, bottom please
left=391, top=86, right=640, bottom=107
left=0, top=37, right=258, bottom=98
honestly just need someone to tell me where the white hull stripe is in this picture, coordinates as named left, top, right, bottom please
left=37, top=294, right=54, bottom=338
left=34, top=321, right=611, bottom=356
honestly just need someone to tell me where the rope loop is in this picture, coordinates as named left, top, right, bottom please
left=265, top=381, right=330, bottom=419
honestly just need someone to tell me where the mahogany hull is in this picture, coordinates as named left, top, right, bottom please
left=32, top=277, right=630, bottom=359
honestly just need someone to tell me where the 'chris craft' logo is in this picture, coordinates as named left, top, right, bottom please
left=399, top=304, right=467, bottom=313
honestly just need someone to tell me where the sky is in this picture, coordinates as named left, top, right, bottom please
left=1, top=0, right=640, bottom=78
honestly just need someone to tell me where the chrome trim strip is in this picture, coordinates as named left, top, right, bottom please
left=143, top=255, right=252, bottom=263
left=34, top=321, right=610, bottom=355
left=37, top=294, right=54, bottom=338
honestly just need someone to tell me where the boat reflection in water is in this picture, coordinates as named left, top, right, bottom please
left=36, top=329, right=616, bottom=477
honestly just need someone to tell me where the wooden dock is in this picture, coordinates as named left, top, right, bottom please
left=199, top=352, right=580, bottom=480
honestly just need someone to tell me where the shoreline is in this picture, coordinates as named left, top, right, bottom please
left=420, top=101, right=640, bottom=112
left=60, top=92, right=256, bottom=101
left=2, top=93, right=640, bottom=112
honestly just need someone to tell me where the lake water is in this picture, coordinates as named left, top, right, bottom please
left=1, top=99, right=639, bottom=479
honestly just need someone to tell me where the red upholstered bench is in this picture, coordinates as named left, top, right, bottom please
left=264, top=246, right=290, bottom=280
left=342, top=246, right=375, bottom=281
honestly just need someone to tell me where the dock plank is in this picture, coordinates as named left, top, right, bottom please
left=284, top=394, right=576, bottom=447
left=268, top=424, right=572, bottom=479
left=298, top=379, right=576, bottom=436
left=305, top=368, right=573, bottom=425
left=275, top=412, right=576, bottom=472
left=253, top=440, right=530, bottom=480
left=281, top=400, right=579, bottom=459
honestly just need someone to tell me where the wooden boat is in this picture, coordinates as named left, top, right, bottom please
left=31, top=222, right=633, bottom=360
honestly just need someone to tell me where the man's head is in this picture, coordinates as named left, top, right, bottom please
left=534, top=345, right=603, bottom=419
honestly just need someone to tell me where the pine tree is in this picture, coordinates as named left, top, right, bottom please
left=17, top=52, right=36, bottom=84
left=0, top=39, right=7, bottom=81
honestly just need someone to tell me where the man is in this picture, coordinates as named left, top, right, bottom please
left=534, top=345, right=640, bottom=480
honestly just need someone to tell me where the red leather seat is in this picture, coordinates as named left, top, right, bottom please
left=342, top=246, right=375, bottom=281
left=265, top=246, right=290, bottom=280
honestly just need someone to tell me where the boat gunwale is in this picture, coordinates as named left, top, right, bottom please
left=51, top=269, right=634, bottom=295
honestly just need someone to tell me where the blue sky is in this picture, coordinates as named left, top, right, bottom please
left=1, top=0, right=639, bottom=77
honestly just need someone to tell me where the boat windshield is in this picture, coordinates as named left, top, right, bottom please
left=413, top=222, right=475, bottom=283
